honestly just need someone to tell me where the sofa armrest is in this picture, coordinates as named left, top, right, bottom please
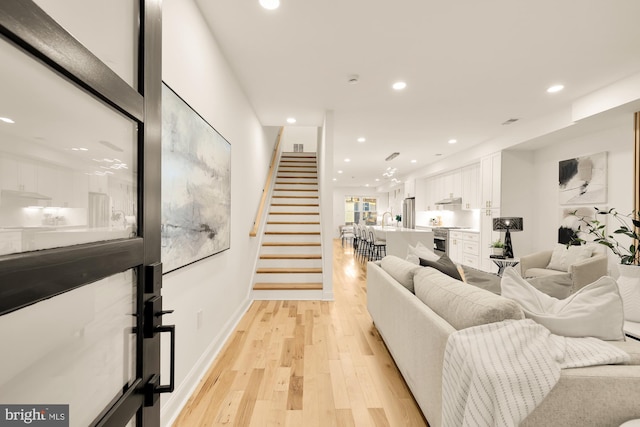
left=569, top=254, right=608, bottom=292
left=520, top=250, right=553, bottom=276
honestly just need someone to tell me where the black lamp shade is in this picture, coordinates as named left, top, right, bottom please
left=493, top=217, right=523, bottom=232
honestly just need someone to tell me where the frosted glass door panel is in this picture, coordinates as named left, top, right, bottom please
left=0, top=38, right=138, bottom=255
left=0, top=270, right=137, bottom=427
left=33, top=0, right=138, bottom=88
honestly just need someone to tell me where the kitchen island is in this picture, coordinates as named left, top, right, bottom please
left=372, top=226, right=434, bottom=258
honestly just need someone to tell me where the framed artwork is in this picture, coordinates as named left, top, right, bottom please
left=558, top=206, right=604, bottom=245
left=558, top=152, right=607, bottom=205
left=161, top=82, right=231, bottom=273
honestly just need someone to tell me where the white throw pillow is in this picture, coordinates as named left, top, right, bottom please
left=406, top=241, right=439, bottom=265
left=546, top=243, right=594, bottom=272
left=500, top=267, right=625, bottom=340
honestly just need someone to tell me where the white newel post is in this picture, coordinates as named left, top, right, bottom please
left=617, top=264, right=640, bottom=322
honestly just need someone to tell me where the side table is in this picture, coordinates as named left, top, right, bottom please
left=624, top=320, right=640, bottom=341
left=490, top=257, right=520, bottom=277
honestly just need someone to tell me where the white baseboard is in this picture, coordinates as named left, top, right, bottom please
left=160, top=296, right=252, bottom=427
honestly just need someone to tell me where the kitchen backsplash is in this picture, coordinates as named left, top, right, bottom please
left=416, top=208, right=480, bottom=230
left=0, top=206, right=87, bottom=228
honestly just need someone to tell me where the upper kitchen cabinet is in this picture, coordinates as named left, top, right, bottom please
left=461, top=163, right=480, bottom=210
left=37, top=165, right=74, bottom=208
left=481, top=152, right=502, bottom=209
left=0, top=155, right=37, bottom=192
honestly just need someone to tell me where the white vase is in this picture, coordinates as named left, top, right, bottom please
left=617, top=264, right=640, bottom=322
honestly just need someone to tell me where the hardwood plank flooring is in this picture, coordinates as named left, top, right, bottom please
left=173, top=239, right=429, bottom=426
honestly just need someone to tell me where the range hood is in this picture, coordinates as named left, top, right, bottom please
left=1, top=189, right=52, bottom=206
left=434, top=196, right=462, bottom=205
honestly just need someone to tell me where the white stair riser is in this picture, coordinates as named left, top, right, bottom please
left=281, top=153, right=316, bottom=158
left=277, top=165, right=317, bottom=170
left=269, top=205, right=319, bottom=213
left=262, top=234, right=321, bottom=243
left=276, top=173, right=317, bottom=180
left=266, top=223, right=321, bottom=232
left=273, top=186, right=319, bottom=192
left=257, top=258, right=323, bottom=269
left=276, top=175, right=318, bottom=184
left=270, top=197, right=319, bottom=204
left=272, top=190, right=319, bottom=197
left=267, top=214, right=320, bottom=222
left=260, top=245, right=322, bottom=255
left=254, top=273, right=323, bottom=283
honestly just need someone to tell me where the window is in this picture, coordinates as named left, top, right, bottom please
left=345, top=196, right=377, bottom=225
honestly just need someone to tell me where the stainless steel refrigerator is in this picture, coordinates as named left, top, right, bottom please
left=402, top=197, right=415, bottom=229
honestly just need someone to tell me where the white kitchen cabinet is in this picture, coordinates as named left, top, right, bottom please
left=37, top=166, right=74, bottom=208
left=461, top=163, right=481, bottom=210
left=481, top=152, right=501, bottom=209
left=0, top=156, right=37, bottom=192
left=451, top=231, right=480, bottom=268
left=73, top=172, right=89, bottom=209
left=415, top=178, right=427, bottom=211
left=449, top=231, right=463, bottom=264
left=88, top=174, right=109, bottom=194
left=480, top=208, right=501, bottom=272
left=404, top=179, right=415, bottom=198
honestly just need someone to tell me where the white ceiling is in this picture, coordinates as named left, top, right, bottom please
left=196, top=0, right=640, bottom=187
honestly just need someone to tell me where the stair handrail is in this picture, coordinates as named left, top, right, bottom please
left=250, top=127, right=284, bottom=237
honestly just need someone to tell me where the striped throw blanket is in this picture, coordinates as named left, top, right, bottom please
left=442, top=319, right=629, bottom=427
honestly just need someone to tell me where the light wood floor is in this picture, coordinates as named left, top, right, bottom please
left=173, top=239, right=429, bottom=426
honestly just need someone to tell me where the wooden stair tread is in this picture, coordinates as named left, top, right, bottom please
left=260, top=254, right=322, bottom=259
left=267, top=222, right=320, bottom=227
left=265, top=231, right=320, bottom=235
left=271, top=203, right=319, bottom=207
left=276, top=177, right=318, bottom=179
left=273, top=188, right=319, bottom=192
left=272, top=195, right=319, bottom=199
left=278, top=170, right=317, bottom=172
left=262, top=242, right=321, bottom=246
left=268, top=212, right=319, bottom=216
left=275, top=182, right=318, bottom=185
left=253, top=282, right=323, bottom=290
left=256, top=268, right=322, bottom=274
left=277, top=165, right=316, bottom=168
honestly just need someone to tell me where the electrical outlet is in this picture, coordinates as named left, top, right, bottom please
left=196, top=309, right=203, bottom=329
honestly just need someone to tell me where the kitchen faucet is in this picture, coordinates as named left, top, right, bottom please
left=382, top=211, right=393, bottom=229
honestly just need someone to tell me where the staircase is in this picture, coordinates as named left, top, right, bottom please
left=253, top=152, right=323, bottom=292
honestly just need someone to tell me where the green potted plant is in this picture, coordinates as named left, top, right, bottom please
left=571, top=207, right=640, bottom=321
left=395, top=214, right=402, bottom=227
left=489, top=239, right=505, bottom=256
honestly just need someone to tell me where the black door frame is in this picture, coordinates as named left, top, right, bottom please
left=0, top=1, right=163, bottom=425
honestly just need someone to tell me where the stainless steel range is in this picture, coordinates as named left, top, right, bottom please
left=432, top=227, right=465, bottom=256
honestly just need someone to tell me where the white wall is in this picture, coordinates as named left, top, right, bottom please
left=161, top=0, right=276, bottom=423
left=281, top=126, right=318, bottom=152
left=332, top=187, right=389, bottom=237
left=530, top=120, right=634, bottom=273
left=318, top=114, right=334, bottom=300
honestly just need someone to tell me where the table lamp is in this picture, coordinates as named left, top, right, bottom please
left=493, top=217, right=523, bottom=258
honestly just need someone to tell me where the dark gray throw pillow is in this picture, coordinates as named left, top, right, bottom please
left=461, top=265, right=502, bottom=295
left=419, top=254, right=462, bottom=281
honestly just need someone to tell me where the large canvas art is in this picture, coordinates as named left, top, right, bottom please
left=161, top=83, right=231, bottom=273
left=558, top=206, right=604, bottom=245
left=558, top=152, right=607, bottom=205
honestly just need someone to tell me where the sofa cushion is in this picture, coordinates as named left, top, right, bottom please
left=547, top=243, right=594, bottom=272
left=406, top=242, right=439, bottom=265
left=527, top=273, right=573, bottom=299
left=461, top=265, right=502, bottom=294
left=419, top=254, right=462, bottom=281
left=607, top=340, right=640, bottom=365
left=501, top=267, right=625, bottom=340
left=414, top=267, right=524, bottom=331
left=524, top=267, right=567, bottom=278
left=380, top=255, right=422, bottom=293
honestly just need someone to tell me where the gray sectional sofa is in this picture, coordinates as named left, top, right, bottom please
left=367, top=256, right=640, bottom=427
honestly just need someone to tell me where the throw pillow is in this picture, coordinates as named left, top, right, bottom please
left=546, top=243, right=594, bottom=272
left=380, top=255, right=422, bottom=293
left=500, top=267, right=625, bottom=340
left=419, top=254, right=463, bottom=281
left=406, top=242, right=439, bottom=265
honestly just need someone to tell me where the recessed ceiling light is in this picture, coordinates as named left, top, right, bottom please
left=344, top=158, right=351, bottom=162
left=375, top=178, right=380, bottom=182
left=365, top=184, right=369, bottom=187
left=448, top=139, right=457, bottom=144
left=337, top=170, right=343, bottom=174
left=79, top=147, right=88, bottom=151
left=547, top=84, right=564, bottom=93
left=357, top=137, right=366, bottom=143
left=410, top=159, right=417, bottom=163
left=0, top=117, right=15, bottom=124
left=333, top=178, right=337, bottom=181
left=259, top=0, right=280, bottom=10
left=392, top=81, right=407, bottom=90
left=286, top=117, right=296, bottom=124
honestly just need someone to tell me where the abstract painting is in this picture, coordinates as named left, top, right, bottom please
left=161, top=83, right=231, bottom=273
left=558, top=206, right=604, bottom=245
left=558, top=152, right=607, bottom=205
